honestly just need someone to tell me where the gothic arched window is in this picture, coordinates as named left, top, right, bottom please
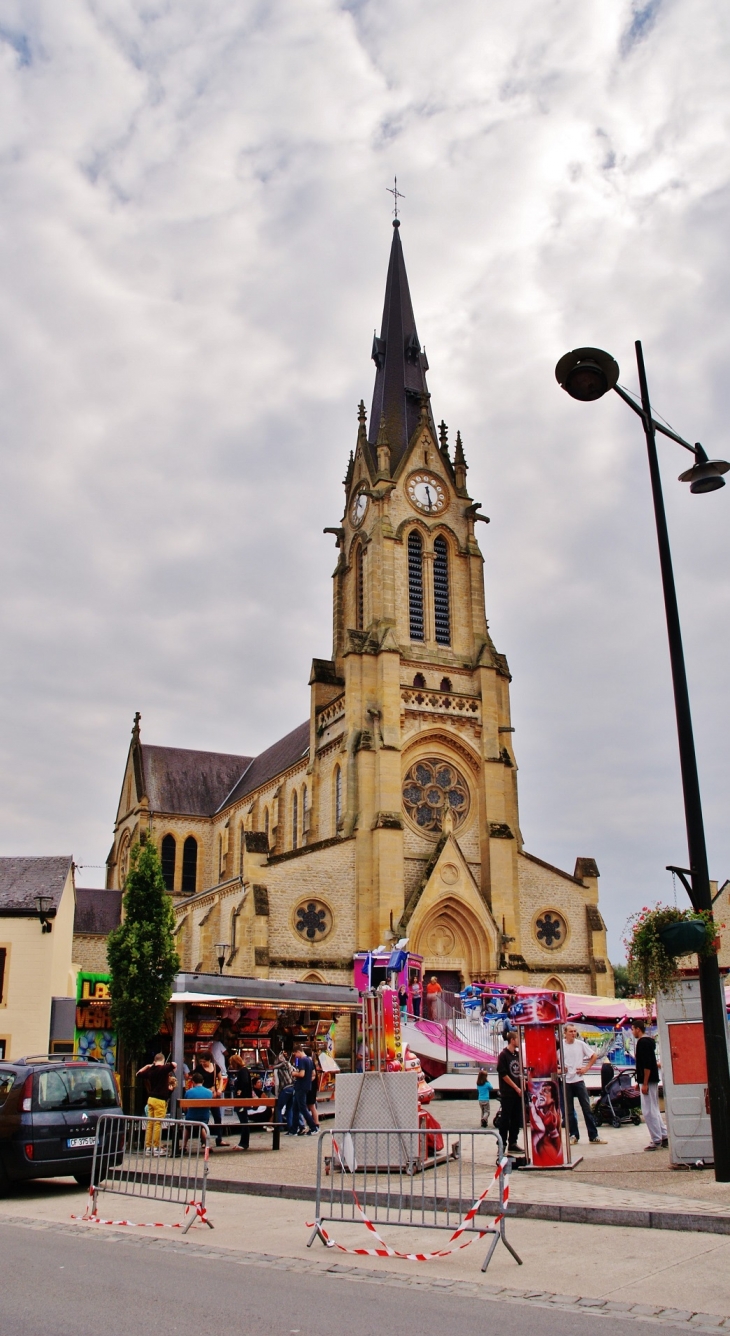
left=413, top=673, right=426, bottom=689
left=239, top=823, right=245, bottom=874
left=264, top=807, right=270, bottom=846
left=408, top=530, right=424, bottom=641
left=433, top=535, right=451, bottom=645
left=182, top=836, right=197, bottom=894
left=302, top=783, right=308, bottom=838
left=161, top=834, right=176, bottom=891
left=334, top=765, right=342, bottom=831
left=355, top=544, right=365, bottom=631
left=292, top=789, right=298, bottom=850
left=440, top=676, right=452, bottom=692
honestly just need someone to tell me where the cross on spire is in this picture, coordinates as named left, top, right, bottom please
left=386, top=176, right=405, bottom=219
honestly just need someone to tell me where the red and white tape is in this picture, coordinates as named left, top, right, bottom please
left=307, top=1150, right=511, bottom=1262
left=72, top=1196, right=210, bottom=1230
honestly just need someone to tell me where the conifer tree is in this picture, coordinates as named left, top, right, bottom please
left=107, top=840, right=179, bottom=1061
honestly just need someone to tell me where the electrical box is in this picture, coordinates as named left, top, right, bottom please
left=656, top=977, right=729, bottom=1167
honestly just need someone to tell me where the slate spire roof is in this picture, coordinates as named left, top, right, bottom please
left=369, top=220, right=433, bottom=472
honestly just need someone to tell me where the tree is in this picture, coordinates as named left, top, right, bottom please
left=612, top=963, right=633, bottom=998
left=108, top=841, right=179, bottom=1063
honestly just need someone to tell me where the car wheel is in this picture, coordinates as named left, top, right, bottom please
left=73, top=1173, right=92, bottom=1188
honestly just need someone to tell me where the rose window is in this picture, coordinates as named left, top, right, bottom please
left=402, top=759, right=470, bottom=833
left=535, top=911, right=566, bottom=951
left=295, top=899, right=333, bottom=941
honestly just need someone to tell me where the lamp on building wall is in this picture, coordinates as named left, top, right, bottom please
left=556, top=340, right=730, bottom=1183
left=35, top=896, right=53, bottom=934
left=215, top=942, right=230, bottom=975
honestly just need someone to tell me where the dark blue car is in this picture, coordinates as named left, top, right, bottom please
left=0, top=1055, right=120, bottom=1193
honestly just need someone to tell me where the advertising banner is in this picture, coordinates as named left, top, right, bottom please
left=74, top=972, right=116, bottom=1068
left=523, top=1021, right=565, bottom=1167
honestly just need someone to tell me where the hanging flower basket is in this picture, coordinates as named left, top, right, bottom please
left=624, top=905, right=719, bottom=1007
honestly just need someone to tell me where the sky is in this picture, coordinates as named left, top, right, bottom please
left=0, top=0, right=729, bottom=963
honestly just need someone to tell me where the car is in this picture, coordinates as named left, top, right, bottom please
left=0, top=1055, right=120, bottom=1194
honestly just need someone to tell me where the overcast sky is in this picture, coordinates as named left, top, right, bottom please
left=1, top=0, right=728, bottom=962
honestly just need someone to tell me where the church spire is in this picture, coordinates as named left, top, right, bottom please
left=369, top=221, right=431, bottom=473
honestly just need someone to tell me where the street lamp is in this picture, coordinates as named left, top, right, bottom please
left=556, top=341, right=730, bottom=1182
left=215, top=942, right=230, bottom=975
left=35, top=895, right=53, bottom=934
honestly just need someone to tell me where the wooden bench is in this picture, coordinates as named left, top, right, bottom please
left=178, top=1097, right=280, bottom=1151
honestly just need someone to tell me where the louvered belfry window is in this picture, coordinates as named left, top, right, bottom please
left=408, top=530, right=424, bottom=641
left=433, top=536, right=451, bottom=645
left=356, top=545, right=365, bottom=630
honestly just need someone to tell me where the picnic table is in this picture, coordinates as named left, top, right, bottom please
left=178, top=1097, right=280, bottom=1150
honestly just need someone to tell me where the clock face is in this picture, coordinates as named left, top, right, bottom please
left=407, top=472, right=447, bottom=515
left=351, top=491, right=369, bottom=526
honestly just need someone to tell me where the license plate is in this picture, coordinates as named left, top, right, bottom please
left=67, top=1136, right=96, bottom=1148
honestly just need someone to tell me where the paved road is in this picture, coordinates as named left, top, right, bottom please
left=0, top=1219, right=681, bottom=1336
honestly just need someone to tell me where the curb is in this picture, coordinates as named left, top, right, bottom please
left=206, top=1176, right=730, bottom=1235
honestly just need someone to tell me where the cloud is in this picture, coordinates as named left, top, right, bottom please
left=0, top=0, right=728, bottom=960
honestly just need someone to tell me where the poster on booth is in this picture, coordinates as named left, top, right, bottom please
left=74, top=972, right=117, bottom=1068
left=523, top=1019, right=565, bottom=1167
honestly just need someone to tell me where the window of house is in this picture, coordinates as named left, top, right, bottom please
left=181, top=836, right=197, bottom=894
left=334, top=765, right=342, bottom=830
left=292, top=790, right=298, bottom=850
left=408, top=531, right=424, bottom=641
left=413, top=673, right=426, bottom=689
left=433, top=536, right=451, bottom=645
left=355, top=544, right=365, bottom=630
left=0, top=946, right=6, bottom=1005
left=161, top=834, right=176, bottom=891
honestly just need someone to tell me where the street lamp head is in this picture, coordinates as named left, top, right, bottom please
left=215, top=942, right=230, bottom=974
left=555, top=347, right=620, bottom=402
left=678, top=444, right=729, bottom=494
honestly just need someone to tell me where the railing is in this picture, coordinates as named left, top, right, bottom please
left=81, top=1113, right=213, bottom=1232
left=308, top=1126, right=521, bottom=1272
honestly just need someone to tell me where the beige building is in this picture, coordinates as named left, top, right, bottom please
left=106, top=221, right=613, bottom=998
left=0, top=857, right=78, bottom=1061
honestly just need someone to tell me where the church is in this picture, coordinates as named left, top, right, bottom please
left=106, top=220, right=614, bottom=999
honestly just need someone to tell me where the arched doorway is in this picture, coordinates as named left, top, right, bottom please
left=411, top=896, right=495, bottom=985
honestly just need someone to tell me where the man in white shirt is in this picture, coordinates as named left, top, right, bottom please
left=562, top=1024, right=606, bottom=1145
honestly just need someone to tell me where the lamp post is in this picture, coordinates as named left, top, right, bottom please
left=215, top=942, right=230, bottom=976
left=35, top=895, right=53, bottom=934
left=556, top=341, right=730, bottom=1182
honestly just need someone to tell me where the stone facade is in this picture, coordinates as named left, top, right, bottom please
left=105, top=223, right=614, bottom=997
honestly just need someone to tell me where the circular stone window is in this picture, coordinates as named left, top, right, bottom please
left=534, top=910, right=567, bottom=951
left=294, top=899, right=333, bottom=942
left=402, top=758, right=470, bottom=834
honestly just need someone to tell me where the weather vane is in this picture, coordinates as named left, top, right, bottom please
left=386, top=176, right=404, bottom=219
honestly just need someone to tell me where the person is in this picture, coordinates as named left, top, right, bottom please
left=495, top=1030, right=524, bottom=1154
left=411, top=977, right=422, bottom=1019
left=227, top=1054, right=252, bottom=1150
left=306, top=1052, right=320, bottom=1130
left=182, top=1077, right=211, bottom=1152
left=425, top=976, right=442, bottom=1020
left=631, top=1019, right=668, bottom=1150
left=193, top=1051, right=226, bottom=1147
left=476, top=1069, right=493, bottom=1127
left=398, top=984, right=408, bottom=1025
left=291, top=1042, right=318, bottom=1135
left=273, top=1051, right=298, bottom=1132
left=562, top=1024, right=607, bottom=1146
left=136, top=1053, right=176, bottom=1156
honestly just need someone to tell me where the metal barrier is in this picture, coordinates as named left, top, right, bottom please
left=308, top=1126, right=521, bottom=1272
left=79, top=1113, right=213, bottom=1232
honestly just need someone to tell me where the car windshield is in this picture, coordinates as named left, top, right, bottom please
left=35, top=1066, right=117, bottom=1111
left=0, top=1069, right=16, bottom=1107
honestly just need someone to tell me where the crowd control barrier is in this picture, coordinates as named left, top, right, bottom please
left=308, top=1126, right=521, bottom=1272
left=76, top=1113, right=213, bottom=1232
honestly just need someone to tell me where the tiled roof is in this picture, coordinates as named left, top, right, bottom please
left=74, top=888, right=122, bottom=936
left=222, top=720, right=310, bottom=809
left=141, top=745, right=253, bottom=817
left=0, top=856, right=72, bottom=913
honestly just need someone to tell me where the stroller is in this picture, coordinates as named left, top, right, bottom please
left=591, top=1063, right=642, bottom=1128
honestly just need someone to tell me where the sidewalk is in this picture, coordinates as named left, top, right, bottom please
left=2, top=1178, right=730, bottom=1325
left=201, top=1105, right=730, bottom=1234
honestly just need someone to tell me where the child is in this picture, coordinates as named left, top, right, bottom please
left=182, top=1078, right=212, bottom=1152
left=476, top=1069, right=493, bottom=1127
